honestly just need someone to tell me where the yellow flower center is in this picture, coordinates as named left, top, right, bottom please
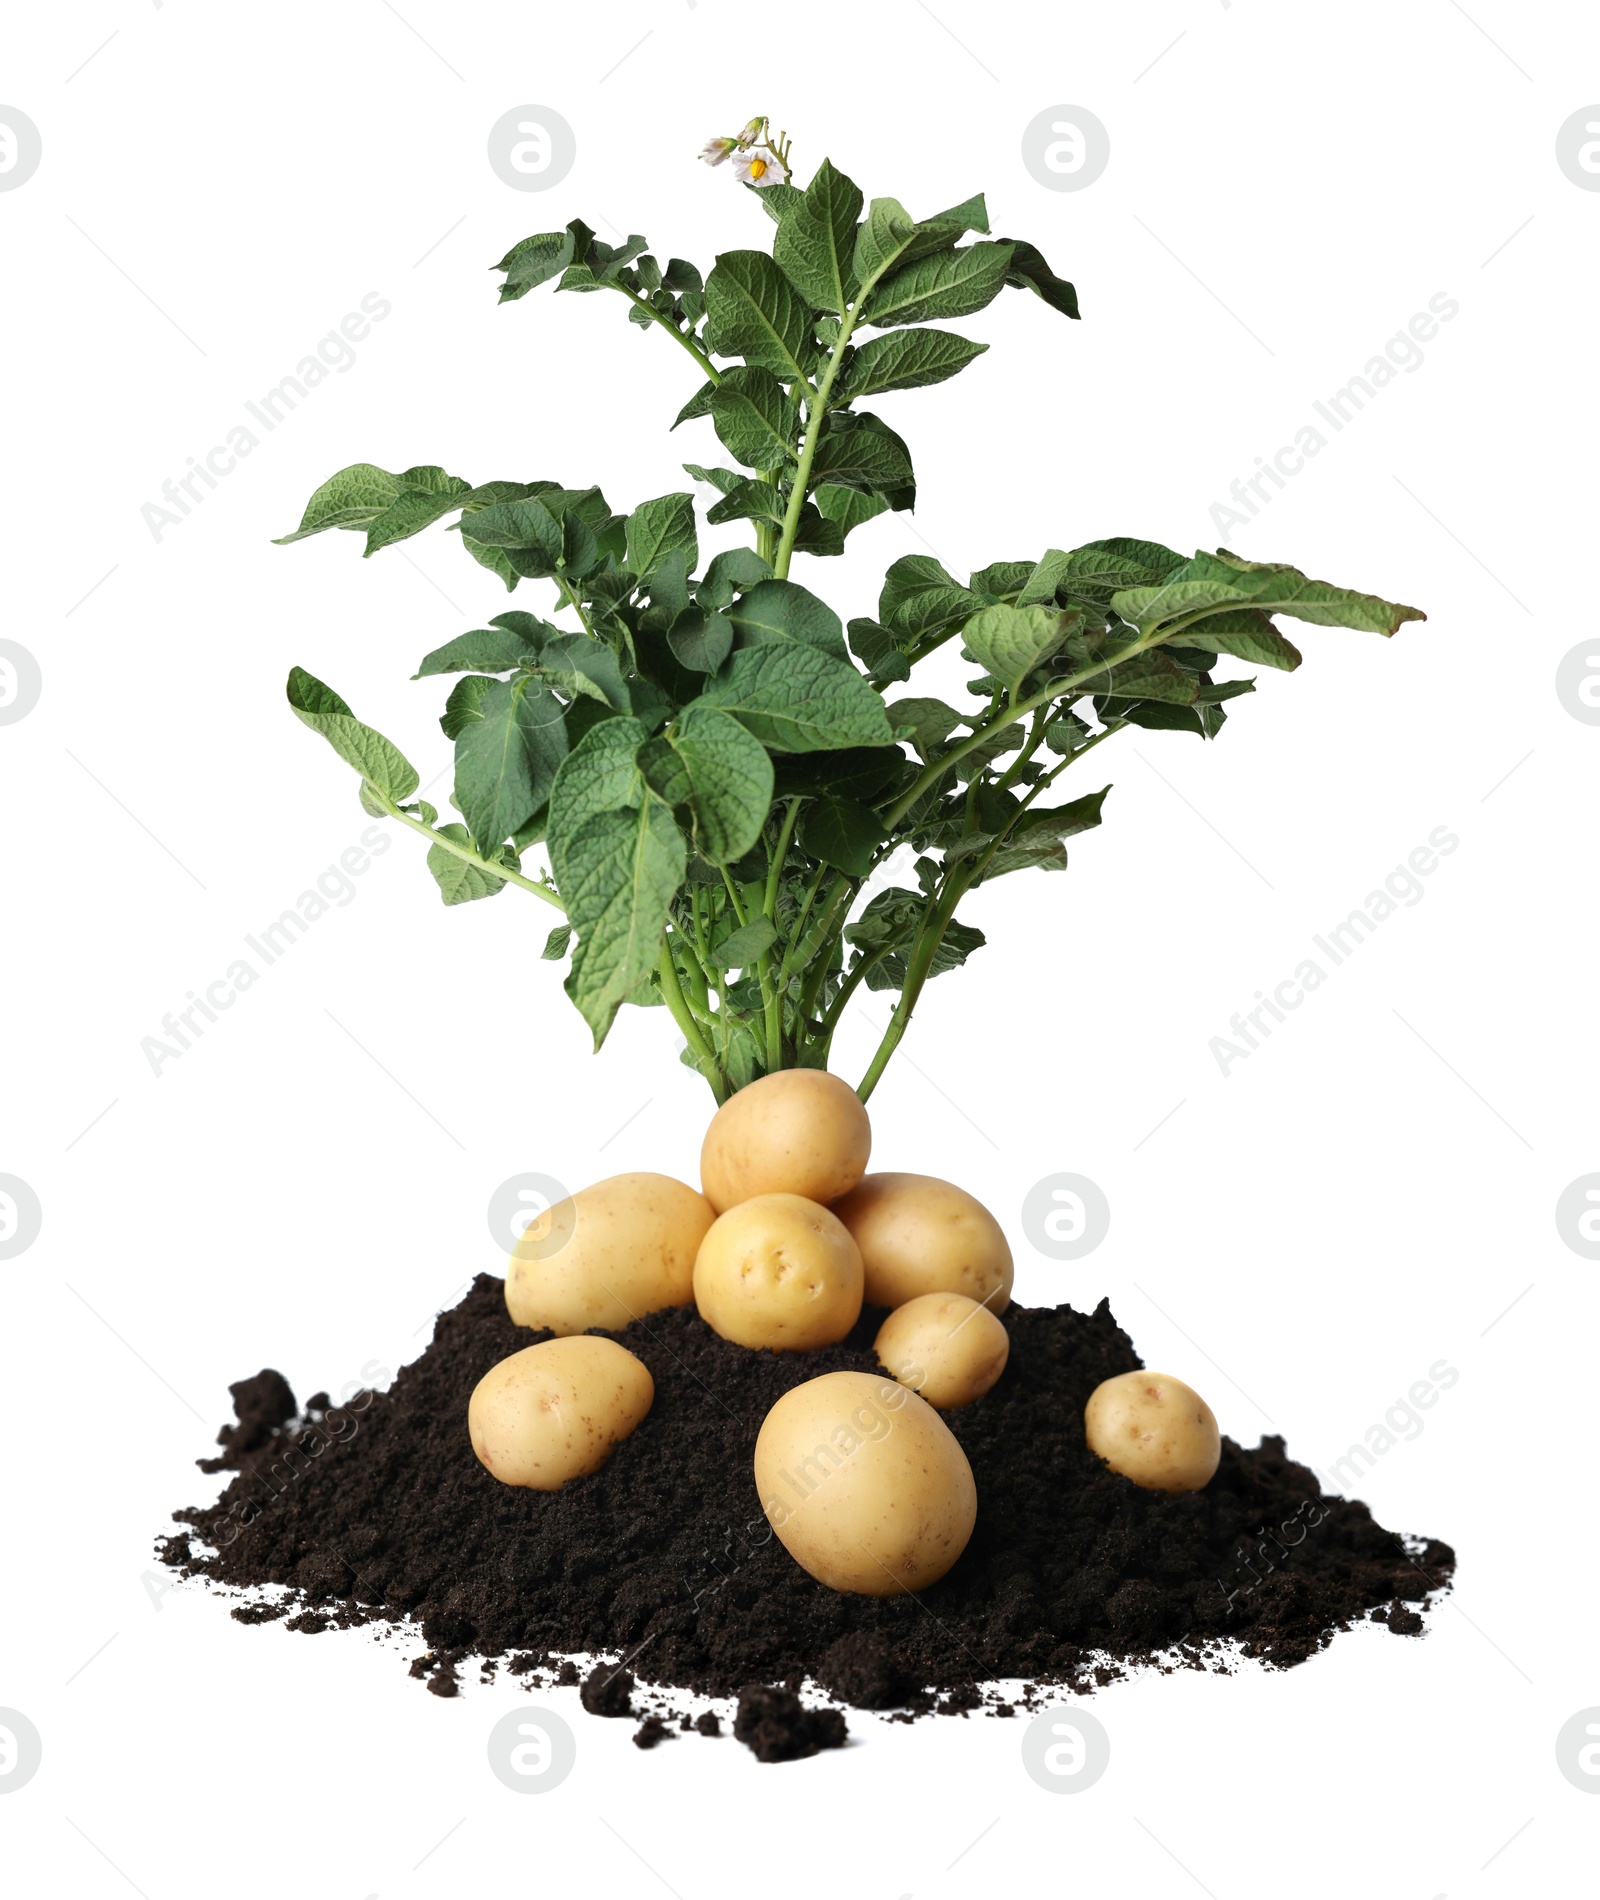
left=748, top=157, right=767, bottom=179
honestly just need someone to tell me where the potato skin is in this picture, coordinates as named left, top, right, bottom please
left=504, top=1172, right=714, bottom=1335
left=875, top=1292, right=1009, bottom=1410
left=693, top=1193, right=864, bottom=1351
left=833, top=1172, right=1014, bottom=1312
left=468, top=1336, right=654, bottom=1491
left=700, top=1069, right=871, bottom=1213
left=754, top=1370, right=977, bottom=1595
left=1084, top=1370, right=1220, bottom=1494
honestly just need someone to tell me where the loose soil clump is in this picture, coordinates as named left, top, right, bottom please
left=161, top=1276, right=1453, bottom=1740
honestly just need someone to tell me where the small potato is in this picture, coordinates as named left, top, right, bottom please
left=875, top=1292, right=1009, bottom=1410
left=693, top=1193, right=863, bottom=1352
left=754, top=1370, right=977, bottom=1595
left=1084, top=1370, right=1220, bottom=1494
left=833, top=1172, right=1014, bottom=1312
left=468, top=1336, right=654, bottom=1490
left=700, top=1069, right=871, bottom=1213
left=505, top=1172, right=714, bottom=1336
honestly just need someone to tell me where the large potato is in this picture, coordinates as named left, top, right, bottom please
left=504, top=1172, right=714, bottom=1335
left=875, top=1292, right=1010, bottom=1410
left=754, top=1370, right=977, bottom=1595
left=693, top=1193, right=863, bottom=1351
left=1084, top=1370, right=1220, bottom=1494
left=833, top=1172, right=1014, bottom=1312
left=468, top=1336, right=654, bottom=1490
left=700, top=1069, right=871, bottom=1213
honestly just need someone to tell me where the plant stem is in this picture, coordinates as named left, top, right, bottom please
left=780, top=862, right=828, bottom=978
left=553, top=574, right=596, bottom=638
left=881, top=626, right=1174, bottom=831
left=771, top=308, right=857, bottom=579
left=369, top=789, right=567, bottom=910
left=718, top=866, right=748, bottom=929
left=822, top=941, right=890, bottom=1038
left=755, top=799, right=802, bottom=1072
left=855, top=869, right=968, bottom=1103
left=658, top=935, right=725, bottom=1103
left=612, top=283, right=722, bottom=387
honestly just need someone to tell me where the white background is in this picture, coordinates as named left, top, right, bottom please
left=3, top=3, right=1597, bottom=1895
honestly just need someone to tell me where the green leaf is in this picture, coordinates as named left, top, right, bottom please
left=879, top=555, right=984, bottom=643
left=982, top=788, right=1108, bottom=876
left=851, top=198, right=919, bottom=290
left=697, top=546, right=773, bottom=609
left=358, top=473, right=476, bottom=556
left=563, top=800, right=686, bottom=1050
left=453, top=676, right=568, bottom=849
left=773, top=156, right=863, bottom=314
left=706, top=367, right=800, bottom=472
left=545, top=715, right=649, bottom=890
left=847, top=616, right=911, bottom=684
left=693, top=645, right=894, bottom=753
left=1112, top=549, right=1427, bottom=637
left=887, top=696, right=963, bottom=759
left=815, top=487, right=890, bottom=541
left=1173, top=609, right=1303, bottom=671
left=1086, top=648, right=1198, bottom=704
left=556, top=231, right=647, bottom=292
left=286, top=667, right=419, bottom=801
left=665, top=705, right=774, bottom=862
left=668, top=608, right=734, bottom=673
left=464, top=495, right=566, bottom=572
left=727, top=578, right=848, bottom=661
left=637, top=736, right=693, bottom=808
left=864, top=241, right=1014, bottom=329
left=542, top=923, right=573, bottom=960
left=1001, top=238, right=1080, bottom=319
left=706, top=478, right=787, bottom=526
left=708, top=914, right=778, bottom=970
left=704, top=250, right=813, bottom=380
left=968, top=560, right=1035, bottom=601
left=900, top=193, right=990, bottom=261
left=535, top=632, right=633, bottom=710
left=848, top=889, right=986, bottom=989
left=427, top=824, right=510, bottom=905
left=495, top=220, right=594, bottom=301
left=460, top=533, right=520, bottom=593
left=773, top=745, right=910, bottom=803
left=624, top=492, right=697, bottom=582
left=799, top=793, right=888, bottom=876
left=753, top=181, right=807, bottom=224
left=440, top=672, right=498, bottom=740
left=791, top=508, right=848, bottom=557
left=843, top=328, right=988, bottom=400
left=274, top=464, right=408, bottom=544
left=961, top=603, right=1080, bottom=696
left=674, top=381, right=719, bottom=427
left=1052, top=538, right=1187, bottom=605
left=683, top=462, right=746, bottom=497
left=414, top=623, right=549, bottom=678
left=810, top=420, right=915, bottom=497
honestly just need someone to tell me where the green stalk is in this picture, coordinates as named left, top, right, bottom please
left=771, top=310, right=858, bottom=580
left=855, top=870, right=969, bottom=1102
left=368, top=789, right=566, bottom=910
left=756, top=799, right=802, bottom=1071
left=853, top=724, right=1127, bottom=1098
left=612, top=283, right=722, bottom=386
left=658, top=936, right=725, bottom=1104
left=881, top=624, right=1175, bottom=831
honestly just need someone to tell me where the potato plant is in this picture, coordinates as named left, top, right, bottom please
left=280, top=121, right=1423, bottom=1104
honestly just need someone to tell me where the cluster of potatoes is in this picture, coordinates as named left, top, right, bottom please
left=468, top=1071, right=1222, bottom=1598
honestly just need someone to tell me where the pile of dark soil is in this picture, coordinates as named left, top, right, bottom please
left=161, top=1275, right=1453, bottom=1749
